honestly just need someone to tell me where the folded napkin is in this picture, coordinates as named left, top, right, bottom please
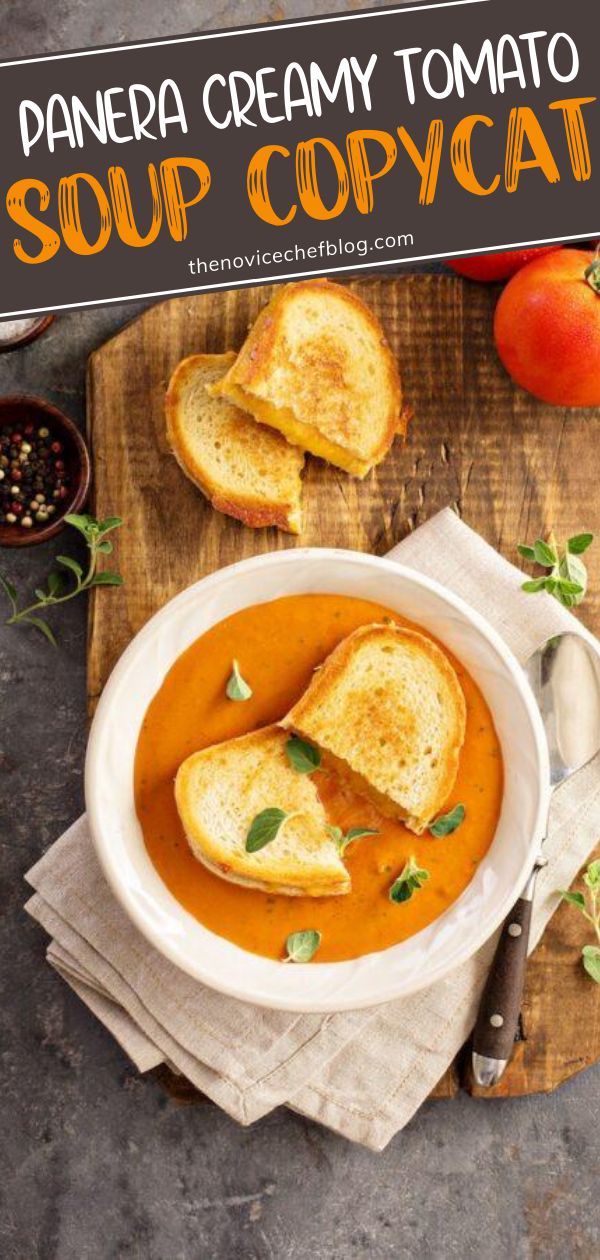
left=25, top=509, right=600, bottom=1150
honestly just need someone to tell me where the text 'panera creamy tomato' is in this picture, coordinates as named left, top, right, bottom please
left=134, top=594, right=503, bottom=962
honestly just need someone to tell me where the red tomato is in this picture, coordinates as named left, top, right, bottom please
left=494, top=249, right=600, bottom=407
left=446, top=246, right=561, bottom=282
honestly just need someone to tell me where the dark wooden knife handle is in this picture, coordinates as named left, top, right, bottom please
left=472, top=896, right=533, bottom=1062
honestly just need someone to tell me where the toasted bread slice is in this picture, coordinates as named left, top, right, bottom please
left=211, top=280, right=404, bottom=477
left=175, top=725, right=350, bottom=897
left=281, top=624, right=466, bottom=834
left=166, top=352, right=304, bottom=533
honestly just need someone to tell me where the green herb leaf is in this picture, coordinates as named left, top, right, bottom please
left=47, top=571, right=65, bottom=598
left=97, top=516, right=123, bottom=536
left=329, top=825, right=380, bottom=856
left=285, top=735, right=321, bottom=775
left=555, top=585, right=585, bottom=611
left=64, top=513, right=97, bottom=536
left=57, top=555, right=83, bottom=581
left=95, top=539, right=113, bottom=554
left=246, top=808, right=289, bottom=853
left=389, top=856, right=430, bottom=904
left=559, top=889, right=586, bottom=910
left=568, top=533, right=594, bottom=555
left=583, top=859, right=600, bottom=890
left=557, top=579, right=584, bottom=596
left=390, top=880, right=414, bottom=903
left=0, top=575, right=17, bottom=603
left=517, top=544, right=536, bottom=562
left=285, top=929, right=321, bottom=963
left=561, top=551, right=587, bottom=583
left=522, top=578, right=549, bottom=594
left=582, top=945, right=600, bottom=984
left=90, top=572, right=124, bottom=586
left=553, top=592, right=577, bottom=610
left=225, top=659, right=253, bottom=702
left=22, top=615, right=58, bottom=647
left=342, top=826, right=379, bottom=850
left=533, top=539, right=558, bottom=568
left=34, top=588, right=46, bottom=602
left=557, top=552, right=588, bottom=607
left=429, top=803, right=465, bottom=837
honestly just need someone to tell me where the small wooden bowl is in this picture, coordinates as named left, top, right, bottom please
left=0, top=315, right=54, bottom=353
left=0, top=396, right=91, bottom=548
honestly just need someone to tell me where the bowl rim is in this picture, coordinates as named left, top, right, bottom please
left=0, top=393, right=91, bottom=547
left=85, top=546, right=551, bottom=1011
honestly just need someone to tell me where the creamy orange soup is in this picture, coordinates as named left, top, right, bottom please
left=134, top=594, right=503, bottom=962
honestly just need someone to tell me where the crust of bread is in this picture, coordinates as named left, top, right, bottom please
left=212, top=280, right=404, bottom=477
left=191, top=847, right=348, bottom=898
left=281, top=624, right=467, bottom=833
left=165, top=352, right=304, bottom=533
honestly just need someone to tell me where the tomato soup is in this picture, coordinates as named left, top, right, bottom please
left=134, top=594, right=503, bottom=962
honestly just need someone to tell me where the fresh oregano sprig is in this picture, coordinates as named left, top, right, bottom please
left=0, top=513, right=123, bottom=646
left=518, top=531, right=594, bottom=609
left=389, top=856, right=430, bottom=904
left=559, top=859, right=600, bottom=984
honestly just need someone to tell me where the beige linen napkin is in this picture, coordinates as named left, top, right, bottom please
left=25, top=509, right=600, bottom=1150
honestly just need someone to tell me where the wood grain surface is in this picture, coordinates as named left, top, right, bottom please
left=87, top=275, right=600, bottom=1102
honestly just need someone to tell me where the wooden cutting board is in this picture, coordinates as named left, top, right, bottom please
left=87, top=276, right=600, bottom=1101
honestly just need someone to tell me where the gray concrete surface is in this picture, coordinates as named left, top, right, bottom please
left=1, top=4, right=599, bottom=1259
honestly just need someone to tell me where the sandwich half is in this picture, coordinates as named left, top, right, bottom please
left=166, top=352, right=304, bottom=533
left=281, top=624, right=466, bottom=834
left=211, top=280, right=404, bottom=477
left=175, top=725, right=350, bottom=896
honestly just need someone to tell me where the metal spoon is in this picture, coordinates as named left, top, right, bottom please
left=472, top=632, right=600, bottom=1087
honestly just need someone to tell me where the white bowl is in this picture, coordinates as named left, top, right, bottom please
left=85, top=548, right=549, bottom=1012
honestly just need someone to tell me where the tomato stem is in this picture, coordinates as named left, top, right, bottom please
left=585, top=253, right=600, bottom=295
